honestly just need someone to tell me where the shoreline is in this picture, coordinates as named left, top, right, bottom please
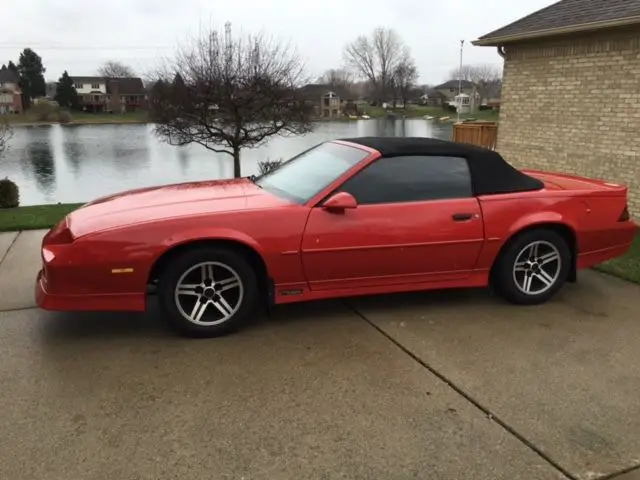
left=5, top=107, right=499, bottom=128
left=8, top=120, right=150, bottom=128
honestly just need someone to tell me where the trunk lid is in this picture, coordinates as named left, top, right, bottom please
left=524, top=169, right=628, bottom=194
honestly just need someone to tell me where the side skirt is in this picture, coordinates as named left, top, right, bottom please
left=273, top=272, right=490, bottom=305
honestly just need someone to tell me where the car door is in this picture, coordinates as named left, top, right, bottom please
left=300, top=155, right=485, bottom=291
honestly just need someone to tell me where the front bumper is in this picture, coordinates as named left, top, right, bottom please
left=36, top=268, right=145, bottom=312
left=35, top=236, right=147, bottom=314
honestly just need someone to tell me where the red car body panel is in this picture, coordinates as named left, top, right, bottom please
left=35, top=140, right=638, bottom=313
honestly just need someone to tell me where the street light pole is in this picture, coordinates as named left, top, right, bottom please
left=457, top=39, right=464, bottom=123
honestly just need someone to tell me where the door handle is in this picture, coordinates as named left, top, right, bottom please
left=452, top=213, right=474, bottom=221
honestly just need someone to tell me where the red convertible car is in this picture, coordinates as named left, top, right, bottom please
left=36, top=137, right=638, bottom=337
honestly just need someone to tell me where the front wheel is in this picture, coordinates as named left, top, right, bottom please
left=494, top=229, right=571, bottom=305
left=157, top=247, right=259, bottom=337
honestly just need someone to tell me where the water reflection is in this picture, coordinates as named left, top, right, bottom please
left=62, top=126, right=86, bottom=174
left=18, top=126, right=56, bottom=198
left=177, top=147, right=190, bottom=175
left=4, top=119, right=452, bottom=205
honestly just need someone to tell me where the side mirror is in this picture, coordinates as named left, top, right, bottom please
left=323, top=192, right=358, bottom=212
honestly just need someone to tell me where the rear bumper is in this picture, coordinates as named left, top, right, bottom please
left=577, top=221, right=638, bottom=269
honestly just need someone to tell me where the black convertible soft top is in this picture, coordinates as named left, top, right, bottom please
left=338, top=136, right=543, bottom=196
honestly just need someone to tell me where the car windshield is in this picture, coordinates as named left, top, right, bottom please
left=254, top=142, right=369, bottom=204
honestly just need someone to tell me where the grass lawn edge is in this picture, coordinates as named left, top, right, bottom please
left=0, top=203, right=84, bottom=233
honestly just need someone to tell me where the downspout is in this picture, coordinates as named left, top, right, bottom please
left=494, top=45, right=506, bottom=152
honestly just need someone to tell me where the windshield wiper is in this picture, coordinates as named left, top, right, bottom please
left=247, top=174, right=263, bottom=187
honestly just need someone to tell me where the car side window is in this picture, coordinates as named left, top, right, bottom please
left=337, top=155, right=473, bottom=205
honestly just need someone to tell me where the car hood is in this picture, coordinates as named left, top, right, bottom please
left=67, top=177, right=289, bottom=238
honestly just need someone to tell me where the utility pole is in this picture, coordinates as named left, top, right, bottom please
left=457, top=39, right=464, bottom=123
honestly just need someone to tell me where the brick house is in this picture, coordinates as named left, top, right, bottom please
left=0, top=65, right=23, bottom=114
left=473, top=0, right=640, bottom=215
left=106, top=77, right=147, bottom=113
left=71, top=76, right=147, bottom=113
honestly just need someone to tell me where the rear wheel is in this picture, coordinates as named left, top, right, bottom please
left=494, top=229, right=571, bottom=305
left=157, top=247, right=259, bottom=337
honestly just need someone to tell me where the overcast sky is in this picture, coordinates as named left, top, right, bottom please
left=1, top=0, right=554, bottom=85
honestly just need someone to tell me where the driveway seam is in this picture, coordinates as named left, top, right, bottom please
left=344, top=301, right=577, bottom=480
left=0, top=231, right=21, bottom=268
left=598, top=463, right=640, bottom=480
left=0, top=306, right=38, bottom=314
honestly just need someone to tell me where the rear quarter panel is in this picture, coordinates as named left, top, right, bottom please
left=475, top=192, right=589, bottom=271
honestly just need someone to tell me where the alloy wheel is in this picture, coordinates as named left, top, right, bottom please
left=174, top=261, right=244, bottom=326
left=512, top=240, right=562, bottom=296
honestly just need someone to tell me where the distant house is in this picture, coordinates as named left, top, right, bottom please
left=71, top=76, right=109, bottom=113
left=420, top=89, right=448, bottom=108
left=297, top=83, right=355, bottom=118
left=473, top=0, right=640, bottom=214
left=106, top=77, right=147, bottom=113
left=432, top=80, right=476, bottom=104
left=0, top=65, right=23, bottom=114
left=70, top=76, right=147, bottom=113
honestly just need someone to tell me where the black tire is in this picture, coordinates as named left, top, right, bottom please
left=493, top=229, right=571, bottom=305
left=157, top=247, right=259, bottom=338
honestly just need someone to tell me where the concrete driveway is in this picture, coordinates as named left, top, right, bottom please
left=1, top=230, right=640, bottom=480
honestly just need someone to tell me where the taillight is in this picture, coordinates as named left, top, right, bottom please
left=619, top=205, right=630, bottom=222
left=44, top=220, right=74, bottom=245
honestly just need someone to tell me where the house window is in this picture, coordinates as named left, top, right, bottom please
left=74, top=82, right=82, bottom=89
left=91, top=83, right=100, bottom=89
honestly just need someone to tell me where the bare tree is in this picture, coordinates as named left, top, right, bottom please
left=392, top=56, right=418, bottom=107
left=97, top=60, right=136, bottom=78
left=449, top=63, right=502, bottom=103
left=343, top=27, right=414, bottom=104
left=317, top=68, right=353, bottom=90
left=148, top=23, right=314, bottom=178
left=0, top=119, right=12, bottom=158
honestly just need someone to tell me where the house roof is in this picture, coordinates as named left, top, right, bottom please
left=297, top=83, right=353, bottom=100
left=424, top=88, right=446, bottom=97
left=106, top=77, right=145, bottom=95
left=71, top=76, right=106, bottom=84
left=474, top=0, right=640, bottom=46
left=0, top=65, right=19, bottom=83
left=433, top=80, right=475, bottom=90
left=68, top=76, right=145, bottom=94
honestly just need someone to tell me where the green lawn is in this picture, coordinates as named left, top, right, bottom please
left=595, top=232, right=640, bottom=284
left=0, top=204, right=83, bottom=232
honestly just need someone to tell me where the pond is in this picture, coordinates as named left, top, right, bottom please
left=1, top=119, right=453, bottom=206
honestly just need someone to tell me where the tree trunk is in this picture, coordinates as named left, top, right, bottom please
left=232, top=147, right=241, bottom=178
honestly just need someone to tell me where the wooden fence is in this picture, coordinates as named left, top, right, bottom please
left=452, top=121, right=498, bottom=150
